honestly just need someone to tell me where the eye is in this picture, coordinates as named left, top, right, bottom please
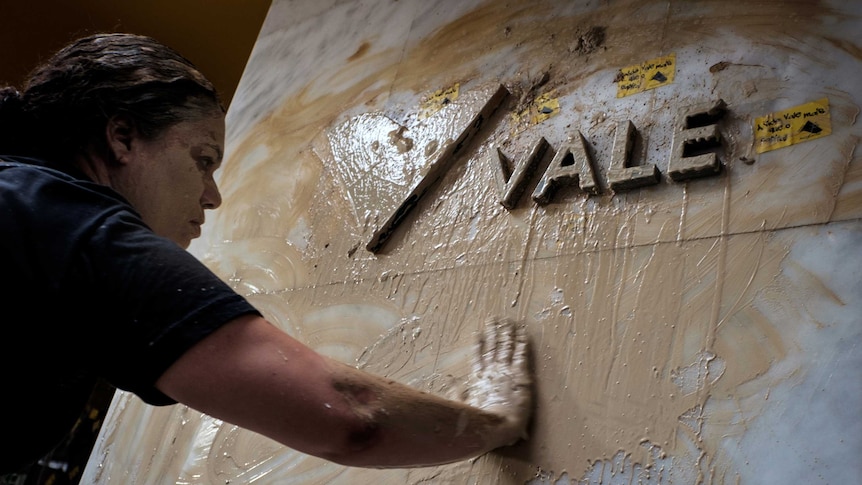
left=197, top=156, right=215, bottom=172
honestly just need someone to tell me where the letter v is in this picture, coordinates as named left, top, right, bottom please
left=493, top=137, right=549, bottom=209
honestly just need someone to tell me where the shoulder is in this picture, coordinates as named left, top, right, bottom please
left=0, top=156, right=98, bottom=197
left=1, top=155, right=135, bottom=219
left=0, top=155, right=143, bottom=285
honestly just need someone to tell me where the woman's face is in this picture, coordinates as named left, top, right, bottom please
left=123, top=113, right=226, bottom=248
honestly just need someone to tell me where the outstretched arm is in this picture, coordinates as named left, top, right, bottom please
left=155, top=314, right=533, bottom=468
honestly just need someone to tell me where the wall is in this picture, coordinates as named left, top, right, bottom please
left=83, top=0, right=862, bottom=483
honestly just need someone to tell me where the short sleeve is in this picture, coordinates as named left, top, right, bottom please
left=66, top=205, right=260, bottom=404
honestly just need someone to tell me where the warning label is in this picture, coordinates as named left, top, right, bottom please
left=616, top=54, right=676, bottom=98
left=512, top=91, right=561, bottom=126
left=420, top=84, right=460, bottom=118
left=754, top=98, right=831, bottom=153
left=528, top=92, right=561, bottom=125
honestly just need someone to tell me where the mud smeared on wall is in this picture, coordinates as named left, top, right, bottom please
left=85, top=0, right=861, bottom=483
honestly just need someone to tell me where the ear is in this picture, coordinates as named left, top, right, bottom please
left=105, top=115, right=137, bottom=165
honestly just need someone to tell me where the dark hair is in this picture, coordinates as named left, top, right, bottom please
left=0, top=33, right=224, bottom=162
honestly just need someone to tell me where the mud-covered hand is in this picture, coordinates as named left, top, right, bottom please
left=465, top=317, right=533, bottom=445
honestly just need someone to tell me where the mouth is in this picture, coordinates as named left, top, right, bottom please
left=190, top=220, right=203, bottom=238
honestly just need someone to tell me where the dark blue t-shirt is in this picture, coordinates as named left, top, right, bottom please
left=0, top=156, right=260, bottom=472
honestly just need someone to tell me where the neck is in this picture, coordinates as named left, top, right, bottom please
left=74, top=152, right=115, bottom=186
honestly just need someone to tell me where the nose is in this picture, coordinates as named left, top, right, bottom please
left=201, top=177, right=222, bottom=209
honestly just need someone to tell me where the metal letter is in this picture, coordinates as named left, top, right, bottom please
left=531, top=132, right=600, bottom=205
left=668, top=99, right=727, bottom=181
left=493, top=137, right=549, bottom=209
left=607, top=120, right=659, bottom=191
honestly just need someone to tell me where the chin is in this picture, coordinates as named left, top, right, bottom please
left=162, top=223, right=200, bottom=249
left=169, top=237, right=192, bottom=249
left=169, top=231, right=195, bottom=249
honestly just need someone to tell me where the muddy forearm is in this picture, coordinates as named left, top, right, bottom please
left=323, top=359, right=519, bottom=468
left=323, top=319, right=532, bottom=468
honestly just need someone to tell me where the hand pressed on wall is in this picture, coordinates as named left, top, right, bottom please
left=466, top=318, right=534, bottom=444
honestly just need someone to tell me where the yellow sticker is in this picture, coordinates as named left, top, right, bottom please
left=616, top=54, right=676, bottom=98
left=754, top=98, right=831, bottom=154
left=528, top=92, right=561, bottom=125
left=419, top=84, right=459, bottom=118
left=511, top=92, right=561, bottom=127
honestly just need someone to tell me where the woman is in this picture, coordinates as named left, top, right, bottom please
left=0, top=33, right=532, bottom=475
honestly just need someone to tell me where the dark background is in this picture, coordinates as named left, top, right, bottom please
left=1, top=0, right=272, bottom=107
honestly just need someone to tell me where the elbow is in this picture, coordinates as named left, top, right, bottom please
left=317, top=420, right=384, bottom=467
